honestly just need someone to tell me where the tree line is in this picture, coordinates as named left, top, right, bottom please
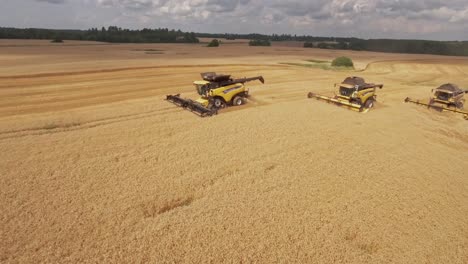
left=196, top=32, right=358, bottom=43
left=1, top=27, right=467, bottom=56
left=304, top=39, right=468, bottom=56
left=0, top=26, right=199, bottom=43
left=199, top=32, right=468, bottom=56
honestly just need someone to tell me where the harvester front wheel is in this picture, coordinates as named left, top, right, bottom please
left=364, top=98, right=374, bottom=109
left=213, top=98, right=226, bottom=109
left=232, top=96, right=244, bottom=106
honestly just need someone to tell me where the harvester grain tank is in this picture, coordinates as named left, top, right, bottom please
left=307, top=77, right=384, bottom=113
left=166, top=72, right=264, bottom=117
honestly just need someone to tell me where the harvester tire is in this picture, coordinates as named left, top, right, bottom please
left=456, top=101, right=464, bottom=109
left=213, top=98, right=226, bottom=109
left=232, top=96, right=244, bottom=106
left=364, top=98, right=374, bottom=109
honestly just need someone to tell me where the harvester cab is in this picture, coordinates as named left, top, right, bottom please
left=166, top=72, right=264, bottom=117
left=308, top=76, right=384, bottom=113
left=433, top=89, right=451, bottom=101
left=194, top=81, right=211, bottom=96
left=404, top=83, right=468, bottom=119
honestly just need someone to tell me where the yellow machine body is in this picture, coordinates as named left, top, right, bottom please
left=404, top=97, right=468, bottom=120
left=193, top=80, right=248, bottom=107
left=166, top=72, right=264, bottom=117
left=431, top=88, right=465, bottom=108
left=404, top=83, right=468, bottom=120
left=308, top=77, right=383, bottom=113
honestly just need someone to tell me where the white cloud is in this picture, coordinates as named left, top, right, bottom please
left=35, top=0, right=67, bottom=4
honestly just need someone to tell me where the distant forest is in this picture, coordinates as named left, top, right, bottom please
left=201, top=32, right=468, bottom=56
left=0, top=27, right=199, bottom=43
left=1, top=27, right=468, bottom=56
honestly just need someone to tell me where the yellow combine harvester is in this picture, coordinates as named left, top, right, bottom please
left=307, top=77, right=384, bottom=113
left=404, top=83, right=468, bottom=120
left=166, top=72, right=264, bottom=117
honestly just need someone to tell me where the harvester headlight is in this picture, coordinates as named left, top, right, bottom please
left=351, top=92, right=357, bottom=98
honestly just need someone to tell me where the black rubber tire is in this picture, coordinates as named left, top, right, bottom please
left=232, top=96, right=244, bottom=106
left=364, top=98, right=374, bottom=109
left=455, top=101, right=464, bottom=109
left=213, top=98, right=226, bottom=109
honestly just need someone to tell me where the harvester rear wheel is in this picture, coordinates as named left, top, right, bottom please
left=213, top=98, right=226, bottom=109
left=232, top=96, right=244, bottom=106
left=456, top=101, right=464, bottom=109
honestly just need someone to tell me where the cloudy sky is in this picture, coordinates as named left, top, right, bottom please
left=1, top=0, right=468, bottom=40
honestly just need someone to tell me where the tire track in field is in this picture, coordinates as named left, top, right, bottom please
left=0, top=83, right=180, bottom=109
left=0, top=106, right=179, bottom=140
left=0, top=65, right=283, bottom=117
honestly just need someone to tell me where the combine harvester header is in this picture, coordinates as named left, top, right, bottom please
left=166, top=94, right=218, bottom=117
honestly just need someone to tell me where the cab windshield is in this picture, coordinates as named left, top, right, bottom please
left=339, top=86, right=355, bottom=97
left=195, top=84, right=209, bottom=95
left=435, top=91, right=451, bottom=101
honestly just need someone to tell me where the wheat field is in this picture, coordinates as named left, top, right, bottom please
left=0, top=39, right=467, bottom=263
